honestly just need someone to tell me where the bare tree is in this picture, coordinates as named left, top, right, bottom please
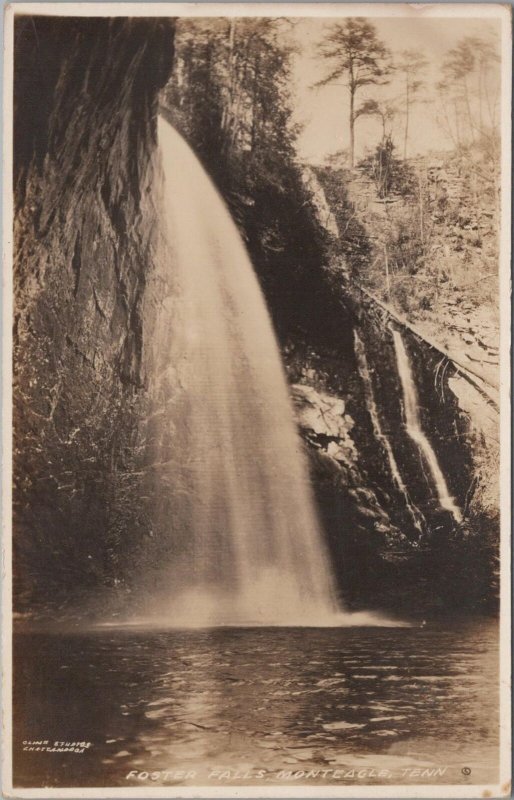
left=436, top=32, right=501, bottom=227
left=396, top=50, right=428, bottom=159
left=441, top=39, right=477, bottom=145
left=438, top=35, right=499, bottom=147
left=316, top=19, right=391, bottom=167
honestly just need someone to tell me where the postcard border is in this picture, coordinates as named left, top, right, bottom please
left=2, top=4, right=511, bottom=799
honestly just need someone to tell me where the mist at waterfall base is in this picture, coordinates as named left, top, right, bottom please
left=126, top=117, right=395, bottom=629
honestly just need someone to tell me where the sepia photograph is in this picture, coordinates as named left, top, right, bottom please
left=2, top=3, right=511, bottom=798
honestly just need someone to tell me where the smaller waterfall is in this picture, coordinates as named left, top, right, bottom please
left=354, top=331, right=425, bottom=534
left=391, top=329, right=463, bottom=524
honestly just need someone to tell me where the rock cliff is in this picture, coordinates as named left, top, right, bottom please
left=13, top=17, right=174, bottom=609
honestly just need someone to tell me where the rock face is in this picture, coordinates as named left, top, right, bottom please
left=287, top=168, right=498, bottom=614
left=13, top=17, right=174, bottom=609
left=286, top=285, right=498, bottom=614
left=292, top=385, right=356, bottom=463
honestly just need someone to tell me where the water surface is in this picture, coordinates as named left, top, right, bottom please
left=13, top=620, right=498, bottom=788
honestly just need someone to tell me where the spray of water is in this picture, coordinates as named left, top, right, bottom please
left=391, top=329, right=463, bottom=524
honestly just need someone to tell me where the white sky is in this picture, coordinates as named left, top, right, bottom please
left=288, top=17, right=501, bottom=164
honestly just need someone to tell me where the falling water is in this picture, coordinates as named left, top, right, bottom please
left=353, top=330, right=425, bottom=534
left=391, top=329, right=463, bottom=524
left=145, top=117, right=343, bottom=626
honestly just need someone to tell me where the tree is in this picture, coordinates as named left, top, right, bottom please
left=162, top=19, right=333, bottom=340
left=358, top=136, right=415, bottom=199
left=436, top=33, right=501, bottom=228
left=441, top=39, right=477, bottom=146
left=164, top=19, right=297, bottom=173
left=437, top=34, right=500, bottom=149
left=355, top=98, right=398, bottom=144
left=396, top=50, right=428, bottom=159
left=316, top=19, right=391, bottom=167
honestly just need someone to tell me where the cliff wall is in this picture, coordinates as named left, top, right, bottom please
left=13, top=17, right=174, bottom=609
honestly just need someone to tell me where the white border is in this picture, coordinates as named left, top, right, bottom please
left=3, top=2, right=14, bottom=799
left=497, top=2, right=512, bottom=797
left=2, top=4, right=511, bottom=799
left=4, top=2, right=514, bottom=17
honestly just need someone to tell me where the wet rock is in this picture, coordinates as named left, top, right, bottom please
left=292, top=384, right=356, bottom=465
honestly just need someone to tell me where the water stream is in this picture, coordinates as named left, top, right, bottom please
left=354, top=330, right=425, bottom=534
left=391, top=329, right=462, bottom=524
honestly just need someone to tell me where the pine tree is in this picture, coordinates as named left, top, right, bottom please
left=316, top=19, right=391, bottom=167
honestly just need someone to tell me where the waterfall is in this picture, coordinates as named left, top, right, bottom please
left=391, top=329, right=463, bottom=524
left=353, top=331, right=425, bottom=534
left=145, top=117, right=341, bottom=626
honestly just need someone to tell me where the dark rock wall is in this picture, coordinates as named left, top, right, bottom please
left=13, top=17, right=174, bottom=609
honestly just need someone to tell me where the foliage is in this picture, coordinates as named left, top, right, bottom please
left=162, top=19, right=334, bottom=342
left=14, top=18, right=501, bottom=617
left=355, top=98, right=398, bottom=142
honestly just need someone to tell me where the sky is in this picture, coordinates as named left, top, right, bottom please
left=287, top=16, right=502, bottom=165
